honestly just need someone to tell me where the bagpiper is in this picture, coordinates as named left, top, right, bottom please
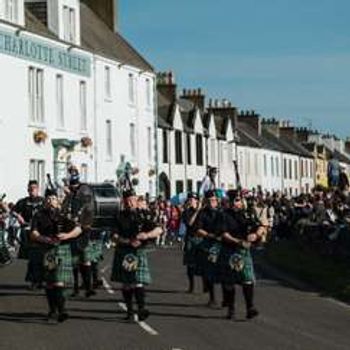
left=195, top=190, right=224, bottom=307
left=111, top=189, right=163, bottom=322
left=182, top=192, right=203, bottom=293
left=13, top=180, right=44, bottom=289
left=30, top=189, right=82, bottom=324
left=221, top=190, right=263, bottom=320
left=61, top=169, right=96, bottom=298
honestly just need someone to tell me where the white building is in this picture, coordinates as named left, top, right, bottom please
left=0, top=0, right=157, bottom=200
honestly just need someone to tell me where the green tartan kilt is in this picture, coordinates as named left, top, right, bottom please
left=221, top=246, right=255, bottom=285
left=89, top=239, right=104, bottom=263
left=25, top=245, right=45, bottom=283
left=71, top=240, right=93, bottom=267
left=183, top=236, right=203, bottom=267
left=111, top=247, right=151, bottom=285
left=196, top=239, right=222, bottom=283
left=44, top=244, right=73, bottom=286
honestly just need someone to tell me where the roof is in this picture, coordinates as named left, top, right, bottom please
left=178, top=98, right=196, bottom=133
left=23, top=4, right=154, bottom=72
left=157, top=91, right=174, bottom=129
left=80, top=3, right=153, bottom=72
left=333, top=150, right=350, bottom=165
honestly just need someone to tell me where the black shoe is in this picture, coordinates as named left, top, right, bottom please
left=58, top=312, right=69, bottom=323
left=246, top=307, right=259, bottom=320
left=85, top=290, right=97, bottom=298
left=124, top=312, right=135, bottom=322
left=137, top=308, right=150, bottom=321
left=71, top=289, right=79, bottom=297
left=47, top=312, right=58, bottom=325
left=226, top=308, right=235, bottom=320
left=93, top=280, right=103, bottom=290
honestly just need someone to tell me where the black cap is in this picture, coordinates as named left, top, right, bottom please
left=188, top=192, right=199, bottom=200
left=28, top=180, right=38, bottom=187
left=45, top=188, right=57, bottom=198
left=123, top=189, right=136, bottom=199
left=205, top=190, right=216, bottom=199
left=226, top=189, right=240, bottom=202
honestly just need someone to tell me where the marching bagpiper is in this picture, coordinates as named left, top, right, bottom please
left=111, top=189, right=163, bottom=322
left=195, top=190, right=224, bottom=307
left=61, top=168, right=96, bottom=298
left=30, top=189, right=82, bottom=324
left=13, top=180, right=44, bottom=289
left=221, top=190, right=264, bottom=320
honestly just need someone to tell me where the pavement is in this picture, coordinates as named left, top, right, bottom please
left=1, top=247, right=350, bottom=350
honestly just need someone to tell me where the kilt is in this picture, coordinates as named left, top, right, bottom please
left=25, top=245, right=45, bottom=283
left=89, top=239, right=104, bottom=263
left=71, top=240, right=93, bottom=267
left=17, top=228, right=31, bottom=260
left=183, top=236, right=203, bottom=267
left=196, top=239, right=222, bottom=283
left=44, top=244, right=73, bottom=286
left=221, top=246, right=255, bottom=285
left=111, top=247, right=151, bottom=285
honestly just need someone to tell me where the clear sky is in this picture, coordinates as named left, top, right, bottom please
left=120, top=0, right=350, bottom=138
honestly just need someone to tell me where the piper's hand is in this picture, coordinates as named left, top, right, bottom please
left=247, top=233, right=258, bottom=242
left=130, top=239, right=142, bottom=248
left=241, top=240, right=252, bottom=249
left=57, top=233, right=70, bottom=241
left=136, top=232, right=148, bottom=241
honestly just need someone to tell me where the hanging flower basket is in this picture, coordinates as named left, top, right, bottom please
left=33, top=130, right=48, bottom=144
left=81, top=136, right=93, bottom=148
left=131, top=178, right=139, bottom=186
left=148, top=168, right=156, bottom=177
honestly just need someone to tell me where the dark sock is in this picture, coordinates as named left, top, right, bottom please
left=92, top=262, right=99, bottom=285
left=225, top=286, right=236, bottom=317
left=73, top=267, right=79, bottom=292
left=207, top=282, right=215, bottom=303
left=187, top=272, right=194, bottom=292
left=134, top=287, right=149, bottom=321
left=242, top=284, right=254, bottom=310
left=55, top=288, right=66, bottom=315
left=81, top=265, right=92, bottom=292
left=122, top=289, right=134, bottom=317
left=45, top=288, right=57, bottom=314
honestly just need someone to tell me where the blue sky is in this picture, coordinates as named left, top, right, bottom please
left=120, top=0, right=350, bottom=137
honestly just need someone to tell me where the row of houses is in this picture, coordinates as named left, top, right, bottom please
left=1, top=1, right=349, bottom=200
left=156, top=71, right=350, bottom=198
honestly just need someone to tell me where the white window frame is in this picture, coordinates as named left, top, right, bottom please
left=130, top=123, right=136, bottom=159
left=106, top=120, right=112, bottom=159
left=56, top=74, right=64, bottom=129
left=104, top=66, right=112, bottom=99
left=147, top=126, right=152, bottom=163
left=29, top=159, right=45, bottom=194
left=146, top=78, right=151, bottom=107
left=29, top=67, right=44, bottom=125
left=128, top=73, right=135, bottom=104
left=80, top=81, right=87, bottom=131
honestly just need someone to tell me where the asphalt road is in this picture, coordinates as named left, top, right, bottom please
left=1, top=247, right=350, bottom=350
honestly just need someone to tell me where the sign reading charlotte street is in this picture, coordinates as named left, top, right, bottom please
left=0, top=29, right=91, bottom=77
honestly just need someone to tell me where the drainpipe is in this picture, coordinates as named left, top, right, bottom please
left=93, top=55, right=98, bottom=183
left=153, top=75, right=159, bottom=197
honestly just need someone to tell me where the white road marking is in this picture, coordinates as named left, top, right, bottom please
left=101, top=276, right=159, bottom=336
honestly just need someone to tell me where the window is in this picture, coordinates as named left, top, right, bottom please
left=276, top=157, right=279, bottom=177
left=162, top=130, right=168, bottom=164
left=271, top=156, right=274, bottom=177
left=263, top=154, right=267, bottom=176
left=29, top=160, right=45, bottom=193
left=128, top=74, right=135, bottom=103
left=309, top=161, right=313, bottom=178
left=210, top=139, right=216, bottom=164
left=301, top=160, right=304, bottom=177
left=254, top=154, right=259, bottom=175
left=69, top=8, right=76, bottom=43
left=81, top=164, right=88, bottom=182
left=197, top=181, right=202, bottom=194
left=289, top=159, right=292, bottom=179
left=186, top=134, right=192, bottom=165
left=63, top=6, right=69, bottom=41
left=305, top=160, right=308, bottom=177
left=247, top=153, right=251, bottom=175
left=196, top=134, right=203, bottom=166
left=80, top=81, right=87, bottom=131
left=146, top=78, right=151, bottom=106
left=175, top=130, right=183, bottom=164
left=294, top=160, right=298, bottom=180
left=106, top=120, right=112, bottom=158
left=147, top=127, right=152, bottom=163
left=130, top=123, right=136, bottom=159
left=176, top=181, right=184, bottom=195
left=5, top=0, right=18, bottom=22
left=104, top=66, right=111, bottom=99
left=28, top=67, right=44, bottom=124
left=187, top=179, right=193, bottom=192
left=56, top=75, right=64, bottom=128
left=283, top=159, right=287, bottom=179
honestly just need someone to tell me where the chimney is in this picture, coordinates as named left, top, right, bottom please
left=261, top=118, right=280, bottom=138
left=296, top=127, right=310, bottom=143
left=207, top=98, right=238, bottom=129
left=279, top=125, right=297, bottom=141
left=180, top=88, right=206, bottom=111
left=238, top=110, right=261, bottom=135
left=82, top=0, right=118, bottom=32
left=157, top=71, right=177, bottom=103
